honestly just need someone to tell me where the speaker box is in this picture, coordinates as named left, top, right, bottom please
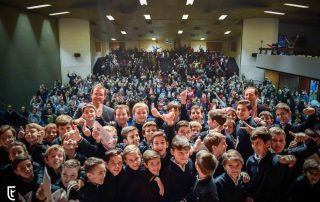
left=74, top=53, right=81, bottom=57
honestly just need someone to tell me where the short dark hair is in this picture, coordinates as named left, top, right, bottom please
left=105, top=149, right=122, bottom=163
left=151, top=131, right=168, bottom=143
left=237, top=100, right=252, bottom=111
left=143, top=150, right=160, bottom=164
left=84, top=157, right=105, bottom=174
left=303, top=158, right=320, bottom=173
left=250, top=127, right=271, bottom=143
left=196, top=150, right=217, bottom=177
left=12, top=154, right=32, bottom=171
left=208, top=109, right=227, bottom=126
left=171, top=135, right=191, bottom=150
left=176, top=120, right=190, bottom=132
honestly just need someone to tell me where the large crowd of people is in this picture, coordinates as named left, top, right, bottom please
left=0, top=49, right=319, bottom=202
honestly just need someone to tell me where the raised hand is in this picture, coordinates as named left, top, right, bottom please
left=82, top=121, right=91, bottom=137
left=151, top=103, right=161, bottom=118
left=277, top=154, right=296, bottom=167
left=92, top=127, right=101, bottom=143
left=161, top=112, right=175, bottom=126
left=180, top=89, right=188, bottom=104
left=289, top=131, right=309, bottom=142
left=302, top=107, right=315, bottom=116
left=239, top=121, right=255, bottom=134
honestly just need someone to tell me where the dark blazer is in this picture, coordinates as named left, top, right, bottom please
left=215, top=172, right=246, bottom=202
left=293, top=174, right=320, bottom=202
left=161, top=158, right=195, bottom=202
left=246, top=151, right=287, bottom=202
left=185, top=176, right=219, bottom=202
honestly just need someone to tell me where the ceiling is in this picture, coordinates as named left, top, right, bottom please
left=1, top=0, right=319, bottom=42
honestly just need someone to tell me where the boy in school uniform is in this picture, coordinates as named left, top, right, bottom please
left=11, top=154, right=43, bottom=202
left=101, top=149, right=124, bottom=202
left=40, top=159, right=82, bottom=201
left=43, top=123, right=57, bottom=146
left=269, top=127, right=318, bottom=175
left=78, top=157, right=106, bottom=202
left=113, top=104, right=130, bottom=142
left=190, top=121, right=202, bottom=141
left=72, top=125, right=118, bottom=159
left=52, top=115, right=74, bottom=145
left=245, top=127, right=288, bottom=202
left=119, top=145, right=144, bottom=202
left=274, top=102, right=317, bottom=148
left=184, top=150, right=219, bottom=202
left=61, top=133, right=87, bottom=165
left=293, top=158, right=320, bottom=202
left=140, top=121, right=159, bottom=150
left=215, top=149, right=247, bottom=202
left=44, top=145, right=66, bottom=190
left=21, top=123, right=46, bottom=166
left=161, top=135, right=195, bottom=202
left=131, top=102, right=149, bottom=139
left=235, top=100, right=257, bottom=162
left=150, top=131, right=171, bottom=174
left=254, top=111, right=274, bottom=127
left=116, top=126, right=144, bottom=151
left=131, top=150, right=164, bottom=202
left=0, top=125, right=16, bottom=168
left=204, top=131, right=228, bottom=177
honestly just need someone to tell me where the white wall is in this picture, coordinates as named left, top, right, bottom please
left=241, top=18, right=279, bottom=81
left=59, top=18, right=91, bottom=83
left=256, top=54, right=320, bottom=80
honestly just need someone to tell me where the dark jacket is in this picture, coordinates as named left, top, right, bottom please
left=161, top=158, right=195, bottom=202
left=215, top=172, right=246, bottom=202
left=185, top=176, right=219, bottom=202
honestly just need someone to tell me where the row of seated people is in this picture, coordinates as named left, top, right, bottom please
left=0, top=84, right=319, bottom=202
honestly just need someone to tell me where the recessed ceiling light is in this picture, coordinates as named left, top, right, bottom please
left=27, top=4, right=51, bottom=10
left=106, top=15, right=115, bottom=20
left=200, top=38, right=205, bottom=40
left=111, top=38, right=116, bottom=41
left=139, top=0, right=147, bottom=6
left=283, top=3, right=309, bottom=8
left=178, top=30, right=183, bottom=34
left=182, top=14, right=189, bottom=20
left=121, top=31, right=127, bottom=35
left=152, top=38, right=156, bottom=41
left=186, top=0, right=194, bottom=5
left=219, top=15, right=228, bottom=20
left=264, top=11, right=285, bottom=15
left=49, top=11, right=70, bottom=16
left=144, top=14, right=151, bottom=20
left=224, top=31, right=231, bottom=35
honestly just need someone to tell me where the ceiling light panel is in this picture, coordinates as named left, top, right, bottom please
left=264, top=11, right=285, bottom=15
left=224, top=31, right=231, bottom=34
left=178, top=30, right=183, bottom=34
left=144, top=14, right=151, bottom=20
left=186, top=0, right=194, bottom=5
left=27, top=4, right=51, bottom=9
left=219, top=15, right=228, bottom=20
left=106, top=15, right=115, bottom=20
left=182, top=14, right=189, bottom=20
left=49, top=12, right=70, bottom=16
left=140, top=0, right=147, bottom=6
left=121, top=31, right=127, bottom=34
left=283, top=3, right=309, bottom=8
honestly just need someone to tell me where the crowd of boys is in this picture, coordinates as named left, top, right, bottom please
left=0, top=49, right=319, bottom=202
